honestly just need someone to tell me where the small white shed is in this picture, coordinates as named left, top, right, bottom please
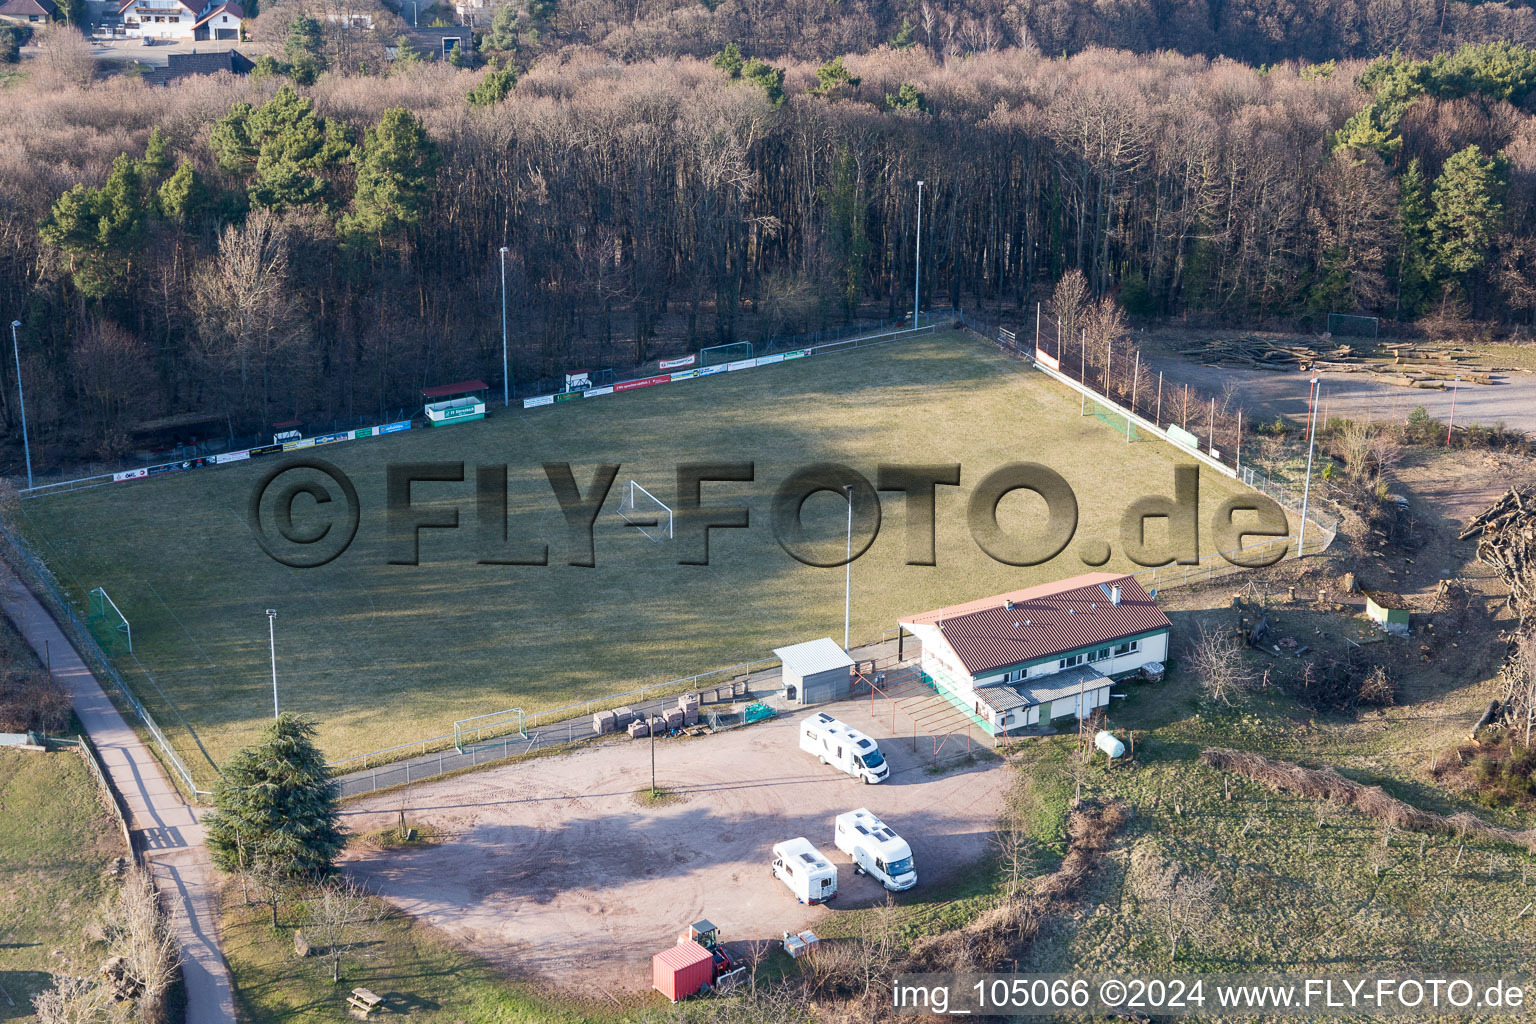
left=773, top=638, right=854, bottom=706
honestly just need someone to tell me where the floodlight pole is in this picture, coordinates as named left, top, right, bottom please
left=1446, top=374, right=1461, bottom=446
left=1298, top=376, right=1321, bottom=558
left=913, top=180, right=924, bottom=326
left=266, top=609, right=279, bottom=719
left=10, top=320, right=31, bottom=490
left=499, top=246, right=510, bottom=407
left=843, top=484, right=854, bottom=651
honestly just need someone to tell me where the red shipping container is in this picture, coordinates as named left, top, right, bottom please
left=653, top=940, right=715, bottom=1002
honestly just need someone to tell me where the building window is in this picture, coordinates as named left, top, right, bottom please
left=1059, top=653, right=1085, bottom=670
left=1113, top=640, right=1141, bottom=657
left=1087, top=647, right=1110, bottom=663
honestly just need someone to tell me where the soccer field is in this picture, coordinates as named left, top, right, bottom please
left=19, top=332, right=1281, bottom=777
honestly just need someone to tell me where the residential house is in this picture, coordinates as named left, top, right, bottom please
left=0, top=0, right=59, bottom=25
left=897, top=572, right=1172, bottom=736
left=118, top=0, right=241, bottom=40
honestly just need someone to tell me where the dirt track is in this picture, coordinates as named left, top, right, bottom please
left=1136, top=347, right=1536, bottom=435
left=340, top=695, right=1009, bottom=994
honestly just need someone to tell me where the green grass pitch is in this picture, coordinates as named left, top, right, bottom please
left=19, top=332, right=1284, bottom=778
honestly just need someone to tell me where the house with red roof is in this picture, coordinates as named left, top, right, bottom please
left=897, top=572, right=1171, bottom=735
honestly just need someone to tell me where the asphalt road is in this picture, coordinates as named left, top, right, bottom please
left=0, top=564, right=234, bottom=1024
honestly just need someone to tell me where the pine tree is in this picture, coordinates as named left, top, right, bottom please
left=711, top=41, right=744, bottom=78
left=741, top=57, right=785, bottom=107
left=341, top=107, right=441, bottom=246
left=158, top=160, right=206, bottom=225
left=889, top=17, right=916, bottom=49
left=1429, top=145, right=1506, bottom=279
left=140, top=126, right=172, bottom=178
left=283, top=15, right=326, bottom=84
left=811, top=55, right=860, bottom=98
left=467, top=59, right=517, bottom=106
left=394, top=35, right=424, bottom=72
left=204, top=713, right=344, bottom=879
left=480, top=4, right=518, bottom=53
left=1396, top=158, right=1434, bottom=317
left=885, top=81, right=927, bottom=112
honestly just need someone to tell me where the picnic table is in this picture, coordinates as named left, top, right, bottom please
left=347, top=988, right=383, bottom=1018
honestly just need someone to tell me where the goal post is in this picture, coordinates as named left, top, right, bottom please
left=700, top=341, right=753, bottom=367
left=617, top=480, right=673, bottom=541
left=88, top=587, right=132, bottom=653
left=1327, top=313, right=1379, bottom=339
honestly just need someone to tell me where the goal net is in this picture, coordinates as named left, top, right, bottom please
left=88, top=587, right=133, bottom=653
left=617, top=480, right=673, bottom=541
left=700, top=341, right=753, bottom=367
left=1327, top=313, right=1379, bottom=339
left=1084, top=399, right=1139, bottom=441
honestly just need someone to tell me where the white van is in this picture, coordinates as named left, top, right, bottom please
left=771, top=837, right=838, bottom=904
left=834, top=808, right=917, bottom=891
left=799, top=712, right=889, bottom=784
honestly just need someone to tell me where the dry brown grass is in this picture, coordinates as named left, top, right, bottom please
left=898, top=797, right=1131, bottom=976
left=1200, top=747, right=1536, bottom=852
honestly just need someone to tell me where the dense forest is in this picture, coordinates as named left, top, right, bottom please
left=2, top=13, right=1536, bottom=470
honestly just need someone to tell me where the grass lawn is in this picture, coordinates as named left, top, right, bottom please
left=19, top=331, right=1279, bottom=779
left=1011, top=615, right=1536, bottom=990
left=220, top=879, right=604, bottom=1024
left=0, top=747, right=127, bottom=1021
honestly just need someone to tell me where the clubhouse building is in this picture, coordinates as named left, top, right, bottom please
left=898, top=572, right=1171, bottom=736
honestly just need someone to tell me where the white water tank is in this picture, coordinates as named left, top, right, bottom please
left=1094, top=730, right=1126, bottom=759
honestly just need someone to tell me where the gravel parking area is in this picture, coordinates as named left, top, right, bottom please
left=340, top=695, right=1010, bottom=994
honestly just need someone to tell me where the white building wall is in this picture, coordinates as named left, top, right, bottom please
left=123, top=2, right=197, bottom=38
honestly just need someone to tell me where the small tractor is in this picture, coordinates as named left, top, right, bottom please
left=677, top=920, right=739, bottom=985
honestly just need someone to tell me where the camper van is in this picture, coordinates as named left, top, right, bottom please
left=799, top=712, right=889, bottom=784
left=834, top=808, right=917, bottom=891
left=771, top=838, right=838, bottom=904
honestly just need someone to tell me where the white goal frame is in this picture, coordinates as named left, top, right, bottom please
left=89, top=587, right=132, bottom=652
left=617, top=480, right=673, bottom=541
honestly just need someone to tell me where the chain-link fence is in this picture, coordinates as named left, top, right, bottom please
left=0, top=525, right=213, bottom=798
left=958, top=308, right=1339, bottom=552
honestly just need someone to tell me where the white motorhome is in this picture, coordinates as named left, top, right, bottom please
left=771, top=837, right=838, bottom=904
left=834, top=808, right=917, bottom=891
left=799, top=712, right=889, bottom=784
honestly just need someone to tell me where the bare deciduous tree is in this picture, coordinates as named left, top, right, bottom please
left=1187, top=622, right=1255, bottom=704
left=105, top=868, right=182, bottom=1023
left=31, top=974, right=108, bottom=1024
left=305, top=877, right=380, bottom=985
left=192, top=210, right=309, bottom=425
left=1130, top=852, right=1220, bottom=963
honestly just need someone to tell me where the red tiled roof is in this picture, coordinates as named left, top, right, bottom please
left=193, top=0, right=242, bottom=26
left=899, top=572, right=1171, bottom=676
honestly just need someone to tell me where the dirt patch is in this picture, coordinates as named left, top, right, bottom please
left=339, top=695, right=1010, bottom=994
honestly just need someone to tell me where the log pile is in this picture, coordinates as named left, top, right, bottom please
left=1459, top=487, right=1536, bottom=623
left=1181, top=334, right=1519, bottom=389
left=1179, top=334, right=1349, bottom=370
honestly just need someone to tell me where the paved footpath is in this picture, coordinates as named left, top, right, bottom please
left=0, top=562, right=235, bottom=1024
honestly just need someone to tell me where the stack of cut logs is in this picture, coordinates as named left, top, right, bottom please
left=1182, top=334, right=1518, bottom=389
left=1460, top=487, right=1536, bottom=624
